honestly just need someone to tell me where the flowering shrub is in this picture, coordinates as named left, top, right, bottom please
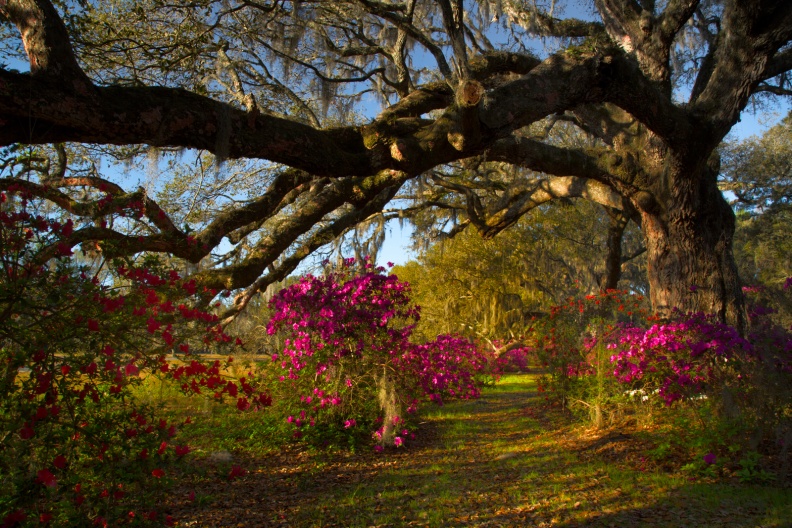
left=0, top=189, right=268, bottom=526
left=479, top=339, right=534, bottom=376
left=400, top=334, right=488, bottom=405
left=533, top=282, right=792, bottom=471
left=606, top=312, right=752, bottom=405
left=265, top=259, right=487, bottom=447
left=534, top=290, right=647, bottom=404
left=495, top=345, right=534, bottom=373
left=605, top=300, right=792, bottom=471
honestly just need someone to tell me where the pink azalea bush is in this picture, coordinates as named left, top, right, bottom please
left=265, top=259, right=488, bottom=447
left=534, top=284, right=792, bottom=472
left=607, top=312, right=752, bottom=405
left=537, top=288, right=791, bottom=409
left=495, top=345, right=534, bottom=373
left=478, top=339, right=534, bottom=376
left=0, top=187, right=267, bottom=526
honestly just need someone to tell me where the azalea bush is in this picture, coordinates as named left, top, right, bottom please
left=607, top=312, right=751, bottom=405
left=495, top=345, right=534, bottom=373
left=0, top=188, right=268, bottom=526
left=532, top=282, right=792, bottom=476
left=533, top=289, right=647, bottom=408
left=265, top=259, right=487, bottom=448
left=605, top=304, right=792, bottom=475
left=480, top=339, right=535, bottom=376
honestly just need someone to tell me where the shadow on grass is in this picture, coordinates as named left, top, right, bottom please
left=163, top=374, right=792, bottom=527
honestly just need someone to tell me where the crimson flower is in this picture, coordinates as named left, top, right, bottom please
left=37, top=469, right=57, bottom=487
left=19, top=423, right=34, bottom=440
left=228, top=465, right=247, bottom=481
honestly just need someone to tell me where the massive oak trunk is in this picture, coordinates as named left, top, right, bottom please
left=639, top=164, right=745, bottom=330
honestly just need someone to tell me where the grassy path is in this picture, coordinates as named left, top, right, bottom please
left=164, top=374, right=791, bottom=527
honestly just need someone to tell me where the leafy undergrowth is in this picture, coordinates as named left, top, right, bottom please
left=160, top=374, right=792, bottom=527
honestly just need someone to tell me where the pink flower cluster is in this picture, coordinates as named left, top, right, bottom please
left=607, top=312, right=751, bottom=405
left=266, top=259, right=488, bottom=440
left=398, top=335, right=488, bottom=405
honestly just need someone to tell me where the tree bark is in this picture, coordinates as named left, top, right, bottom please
left=600, top=207, right=629, bottom=291
left=639, top=166, right=745, bottom=330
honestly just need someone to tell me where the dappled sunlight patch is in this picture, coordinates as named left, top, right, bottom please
left=153, top=373, right=789, bottom=526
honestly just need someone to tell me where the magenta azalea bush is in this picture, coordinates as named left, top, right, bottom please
left=482, top=339, right=534, bottom=375
left=535, top=284, right=792, bottom=471
left=607, top=312, right=752, bottom=405
left=265, top=259, right=488, bottom=447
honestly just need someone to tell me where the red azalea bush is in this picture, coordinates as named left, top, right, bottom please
left=265, top=259, right=488, bottom=448
left=533, top=289, right=647, bottom=405
left=0, top=189, right=268, bottom=526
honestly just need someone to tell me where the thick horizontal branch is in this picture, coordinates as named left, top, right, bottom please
left=487, top=136, right=650, bottom=215
left=222, top=180, right=403, bottom=320
left=191, top=169, right=411, bottom=290
left=445, top=174, right=630, bottom=239
left=488, top=136, right=628, bottom=187
left=0, top=71, right=375, bottom=177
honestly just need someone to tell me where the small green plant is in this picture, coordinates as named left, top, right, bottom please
left=736, top=451, right=777, bottom=484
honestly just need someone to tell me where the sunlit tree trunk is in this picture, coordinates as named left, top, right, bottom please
left=377, top=368, right=402, bottom=447
left=640, top=165, right=746, bottom=330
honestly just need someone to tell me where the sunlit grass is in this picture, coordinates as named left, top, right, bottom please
left=267, top=373, right=792, bottom=527
left=130, top=373, right=288, bottom=456
left=157, top=372, right=792, bottom=527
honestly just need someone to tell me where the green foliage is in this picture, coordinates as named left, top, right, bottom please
left=394, top=201, right=646, bottom=343
left=735, top=451, right=777, bottom=484
left=724, top=112, right=792, bottom=301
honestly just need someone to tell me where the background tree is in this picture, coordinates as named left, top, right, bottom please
left=721, top=112, right=792, bottom=324
left=722, top=113, right=792, bottom=287
left=395, top=198, right=647, bottom=342
left=1, top=0, right=791, bottom=327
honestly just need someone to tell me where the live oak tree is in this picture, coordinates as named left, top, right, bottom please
left=1, top=0, right=791, bottom=328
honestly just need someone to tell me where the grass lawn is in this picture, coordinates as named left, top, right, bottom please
left=160, top=374, right=792, bottom=527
